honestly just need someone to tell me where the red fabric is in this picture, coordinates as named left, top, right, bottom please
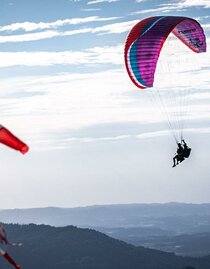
left=0, top=224, right=8, bottom=244
left=3, top=252, right=21, bottom=269
left=0, top=127, right=29, bottom=154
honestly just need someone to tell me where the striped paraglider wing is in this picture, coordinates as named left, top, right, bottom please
left=124, top=16, right=206, bottom=89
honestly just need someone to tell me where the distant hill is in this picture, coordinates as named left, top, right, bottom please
left=1, top=203, right=210, bottom=259
left=1, top=224, right=210, bottom=269
left=97, top=227, right=210, bottom=257
left=132, top=232, right=210, bottom=257
left=1, top=203, right=210, bottom=234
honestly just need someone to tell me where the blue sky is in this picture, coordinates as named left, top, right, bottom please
left=0, top=0, right=210, bottom=208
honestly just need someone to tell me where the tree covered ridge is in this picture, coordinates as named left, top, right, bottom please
left=0, top=224, right=209, bottom=269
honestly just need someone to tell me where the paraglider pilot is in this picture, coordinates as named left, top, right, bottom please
left=172, top=140, right=191, bottom=167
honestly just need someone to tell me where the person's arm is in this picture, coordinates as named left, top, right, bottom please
left=182, top=139, right=186, bottom=146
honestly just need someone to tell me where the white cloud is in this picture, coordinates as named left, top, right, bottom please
left=195, top=15, right=210, bottom=21
left=132, top=5, right=185, bottom=14
left=0, top=16, right=119, bottom=32
left=0, top=30, right=61, bottom=43
left=87, top=0, right=119, bottom=4
left=0, top=20, right=138, bottom=43
left=133, top=0, right=210, bottom=15
left=0, top=69, right=140, bottom=147
left=0, top=28, right=92, bottom=43
left=0, top=45, right=123, bottom=67
left=0, top=64, right=209, bottom=151
left=137, top=127, right=210, bottom=141
left=203, top=23, right=210, bottom=29
left=178, top=0, right=210, bottom=8
left=92, top=20, right=139, bottom=34
left=34, top=127, right=210, bottom=149
left=81, top=8, right=101, bottom=11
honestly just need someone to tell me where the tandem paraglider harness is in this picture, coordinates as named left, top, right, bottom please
left=172, top=140, right=191, bottom=167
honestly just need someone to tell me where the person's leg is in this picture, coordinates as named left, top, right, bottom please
left=173, top=156, right=177, bottom=167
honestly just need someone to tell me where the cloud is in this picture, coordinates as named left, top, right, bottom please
left=91, top=20, right=139, bottom=34
left=87, top=0, right=119, bottom=4
left=133, top=0, right=210, bottom=15
left=1, top=59, right=210, bottom=147
left=195, top=15, right=210, bottom=21
left=132, top=5, right=185, bottom=14
left=0, top=16, right=119, bottom=32
left=59, top=127, right=210, bottom=146
left=203, top=23, right=210, bottom=29
left=81, top=8, right=101, bottom=11
left=0, top=20, right=138, bottom=43
left=0, top=29, right=92, bottom=43
left=0, top=45, right=123, bottom=67
left=0, top=60, right=209, bottom=151
left=0, top=69, right=139, bottom=147
left=178, top=0, right=210, bottom=8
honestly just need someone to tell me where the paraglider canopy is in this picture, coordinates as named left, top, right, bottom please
left=124, top=16, right=206, bottom=89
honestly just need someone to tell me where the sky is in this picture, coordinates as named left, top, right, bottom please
left=0, top=0, right=210, bottom=209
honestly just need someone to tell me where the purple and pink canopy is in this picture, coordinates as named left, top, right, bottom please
left=124, top=16, right=206, bottom=89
